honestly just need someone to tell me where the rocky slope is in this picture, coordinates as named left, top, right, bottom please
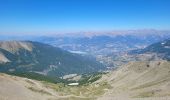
left=0, top=53, right=10, bottom=63
left=0, top=73, right=55, bottom=100
left=97, top=61, right=170, bottom=100
left=1, top=61, right=170, bottom=100
left=0, top=73, right=111, bottom=100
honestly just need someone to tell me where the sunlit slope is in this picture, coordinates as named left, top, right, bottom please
left=1, top=61, right=170, bottom=100
left=0, top=73, right=111, bottom=100
left=97, top=61, right=170, bottom=100
left=0, top=73, right=56, bottom=100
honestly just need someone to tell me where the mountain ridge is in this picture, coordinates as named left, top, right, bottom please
left=0, top=41, right=104, bottom=77
left=129, top=39, right=170, bottom=60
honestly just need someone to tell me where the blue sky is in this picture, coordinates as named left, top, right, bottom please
left=0, top=0, right=170, bottom=35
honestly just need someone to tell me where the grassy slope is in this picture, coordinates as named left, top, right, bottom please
left=97, top=61, right=170, bottom=100
left=0, top=73, right=111, bottom=100
left=1, top=61, right=170, bottom=100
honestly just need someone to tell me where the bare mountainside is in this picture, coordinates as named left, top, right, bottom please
left=0, top=73, right=111, bottom=100
left=97, top=61, right=170, bottom=100
left=1, top=61, right=170, bottom=100
left=0, top=41, right=33, bottom=53
left=0, top=73, right=54, bottom=100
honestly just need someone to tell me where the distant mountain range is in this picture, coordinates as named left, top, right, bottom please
left=0, top=41, right=104, bottom=77
left=35, top=33, right=170, bottom=56
left=1, top=31, right=170, bottom=56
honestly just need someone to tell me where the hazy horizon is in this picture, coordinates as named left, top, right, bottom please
left=0, top=29, right=170, bottom=37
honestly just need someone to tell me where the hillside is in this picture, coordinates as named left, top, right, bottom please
left=0, top=73, right=55, bottom=100
left=97, top=61, right=170, bottom=100
left=0, top=41, right=104, bottom=77
left=0, top=73, right=111, bottom=100
left=129, top=39, right=170, bottom=60
left=1, top=61, right=170, bottom=100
